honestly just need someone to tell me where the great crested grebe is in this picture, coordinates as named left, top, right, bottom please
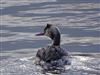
left=35, top=24, right=70, bottom=67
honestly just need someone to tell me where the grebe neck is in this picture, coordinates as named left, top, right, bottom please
left=52, top=32, right=61, bottom=46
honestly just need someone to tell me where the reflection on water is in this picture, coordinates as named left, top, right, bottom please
left=0, top=54, right=100, bottom=75
left=1, top=0, right=100, bottom=75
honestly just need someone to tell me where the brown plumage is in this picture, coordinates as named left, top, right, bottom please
left=35, top=24, right=69, bottom=65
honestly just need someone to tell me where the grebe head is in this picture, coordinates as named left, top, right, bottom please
left=36, top=24, right=61, bottom=46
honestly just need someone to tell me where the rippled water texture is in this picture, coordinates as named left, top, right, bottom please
left=0, top=0, right=100, bottom=75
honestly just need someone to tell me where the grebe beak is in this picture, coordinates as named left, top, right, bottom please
left=36, top=32, right=44, bottom=36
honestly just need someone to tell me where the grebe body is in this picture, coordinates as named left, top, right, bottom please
left=35, top=24, right=70, bottom=71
